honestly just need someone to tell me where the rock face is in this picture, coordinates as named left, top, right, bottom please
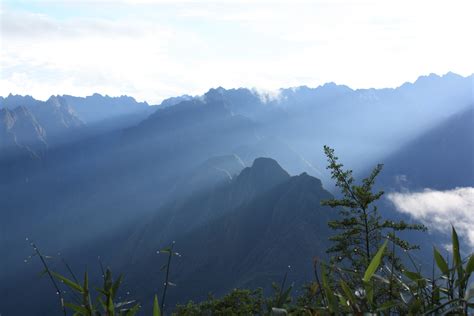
left=0, top=95, right=84, bottom=157
left=31, top=96, right=84, bottom=134
left=0, top=107, right=47, bottom=157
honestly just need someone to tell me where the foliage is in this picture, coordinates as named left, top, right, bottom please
left=33, top=242, right=162, bottom=316
left=400, top=226, right=474, bottom=315
left=321, top=146, right=426, bottom=304
left=173, top=269, right=293, bottom=315
left=293, top=229, right=474, bottom=315
left=173, top=289, right=265, bottom=315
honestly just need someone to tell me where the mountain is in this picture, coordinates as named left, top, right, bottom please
left=58, top=93, right=149, bottom=123
left=0, top=93, right=153, bottom=139
left=0, top=94, right=261, bottom=268
left=0, top=73, right=472, bottom=315
left=0, top=96, right=84, bottom=158
left=0, top=73, right=471, bottom=263
left=118, top=158, right=335, bottom=309
left=158, top=94, right=194, bottom=108
left=30, top=96, right=84, bottom=136
left=266, top=72, right=473, bottom=176
left=2, top=72, right=471, bottom=176
left=139, top=157, right=291, bottom=246
left=0, top=94, right=41, bottom=109
left=380, top=104, right=474, bottom=191
left=0, top=106, right=47, bottom=158
left=0, top=157, right=334, bottom=315
left=164, top=73, right=473, bottom=181
left=234, top=136, right=324, bottom=177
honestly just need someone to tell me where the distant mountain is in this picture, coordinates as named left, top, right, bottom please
left=61, top=93, right=150, bottom=123
left=0, top=106, right=47, bottom=158
left=1, top=72, right=471, bottom=256
left=0, top=96, right=84, bottom=158
left=0, top=94, right=41, bottom=109
left=169, top=73, right=474, bottom=180
left=31, top=96, right=84, bottom=136
left=267, top=72, right=473, bottom=175
left=0, top=93, right=153, bottom=133
left=158, top=94, right=194, bottom=108
left=0, top=93, right=156, bottom=157
left=380, top=105, right=474, bottom=190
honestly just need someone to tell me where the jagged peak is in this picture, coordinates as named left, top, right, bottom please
left=203, top=87, right=227, bottom=103
left=46, top=95, right=68, bottom=107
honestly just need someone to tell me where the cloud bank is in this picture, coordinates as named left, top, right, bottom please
left=387, top=187, right=474, bottom=247
left=1, top=0, right=473, bottom=103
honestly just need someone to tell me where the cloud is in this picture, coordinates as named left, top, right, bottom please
left=1, top=0, right=473, bottom=103
left=387, top=187, right=474, bottom=247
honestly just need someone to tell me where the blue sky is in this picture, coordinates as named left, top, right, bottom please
left=1, top=0, right=473, bottom=103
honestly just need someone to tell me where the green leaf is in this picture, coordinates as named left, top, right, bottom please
left=433, top=247, right=449, bottom=275
left=83, top=271, right=89, bottom=290
left=432, top=286, right=440, bottom=305
left=159, top=247, right=171, bottom=254
left=64, top=302, right=89, bottom=314
left=365, top=282, right=374, bottom=306
left=51, top=271, right=83, bottom=293
left=403, top=270, right=423, bottom=281
left=82, top=271, right=93, bottom=313
left=363, top=240, right=388, bottom=283
left=276, top=285, right=293, bottom=307
left=97, top=297, right=107, bottom=311
left=452, top=226, right=463, bottom=279
left=125, top=303, right=141, bottom=316
left=465, top=255, right=474, bottom=276
left=107, top=294, right=115, bottom=316
left=111, top=274, right=123, bottom=299
left=339, top=279, right=357, bottom=310
left=321, top=264, right=339, bottom=314
left=104, top=268, right=113, bottom=291
left=153, top=295, right=161, bottom=316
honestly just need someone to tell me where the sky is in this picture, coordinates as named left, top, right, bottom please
left=1, top=0, right=473, bottom=104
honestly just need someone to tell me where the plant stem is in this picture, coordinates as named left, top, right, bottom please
left=32, top=243, right=67, bottom=316
left=161, top=242, right=175, bottom=313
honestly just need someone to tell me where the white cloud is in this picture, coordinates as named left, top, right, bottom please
left=387, top=188, right=474, bottom=247
left=0, top=0, right=473, bottom=103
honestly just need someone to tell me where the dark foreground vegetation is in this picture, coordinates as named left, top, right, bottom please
left=33, top=147, right=474, bottom=315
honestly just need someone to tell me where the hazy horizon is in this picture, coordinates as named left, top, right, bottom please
left=1, top=71, right=472, bottom=105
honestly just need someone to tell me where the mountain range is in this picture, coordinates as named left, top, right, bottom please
left=0, top=72, right=472, bottom=315
left=0, top=93, right=154, bottom=158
